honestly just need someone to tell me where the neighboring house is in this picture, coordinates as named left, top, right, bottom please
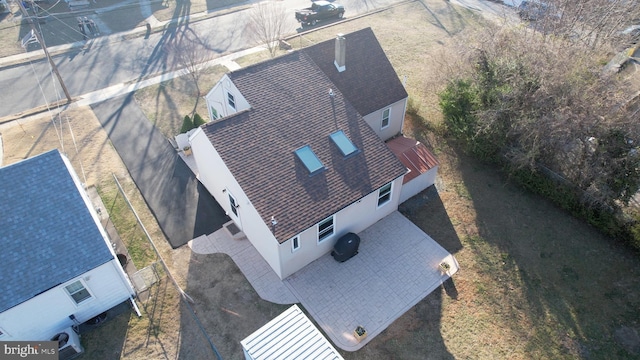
left=193, top=28, right=437, bottom=279
left=0, top=150, right=136, bottom=342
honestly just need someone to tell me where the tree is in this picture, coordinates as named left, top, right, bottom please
left=193, top=113, right=206, bottom=127
left=525, top=0, right=640, bottom=49
left=438, top=26, right=640, bottom=206
left=247, top=2, right=291, bottom=57
left=180, top=115, right=194, bottom=134
left=168, top=31, right=214, bottom=115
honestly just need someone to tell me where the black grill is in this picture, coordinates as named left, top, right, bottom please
left=331, top=232, right=360, bottom=262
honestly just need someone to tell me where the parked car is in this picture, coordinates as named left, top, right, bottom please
left=295, top=1, right=345, bottom=27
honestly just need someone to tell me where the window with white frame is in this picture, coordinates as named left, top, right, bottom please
left=65, top=280, right=92, bottom=304
left=210, top=106, right=218, bottom=120
left=318, top=216, right=334, bottom=242
left=227, top=92, right=236, bottom=109
left=377, top=182, right=392, bottom=207
left=381, top=108, right=390, bottom=129
left=291, top=236, right=300, bottom=252
left=228, top=192, right=239, bottom=217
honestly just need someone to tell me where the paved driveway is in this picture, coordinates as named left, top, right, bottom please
left=190, top=211, right=458, bottom=351
left=91, top=94, right=228, bottom=248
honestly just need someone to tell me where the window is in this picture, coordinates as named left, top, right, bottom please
left=318, top=216, right=334, bottom=242
left=330, top=130, right=359, bottom=157
left=291, top=236, right=300, bottom=252
left=210, top=106, right=218, bottom=120
left=377, top=182, right=392, bottom=207
left=381, top=108, right=390, bottom=129
left=228, top=193, right=238, bottom=217
left=295, top=145, right=325, bottom=175
left=227, top=92, right=236, bottom=109
left=65, top=280, right=92, bottom=304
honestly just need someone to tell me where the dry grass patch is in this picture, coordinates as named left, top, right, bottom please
left=134, top=65, right=227, bottom=137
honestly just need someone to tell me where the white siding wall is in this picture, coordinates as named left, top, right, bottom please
left=204, top=75, right=251, bottom=121
left=362, top=98, right=407, bottom=141
left=190, top=130, right=283, bottom=278
left=278, top=176, right=404, bottom=279
left=399, top=166, right=439, bottom=203
left=0, top=261, right=134, bottom=340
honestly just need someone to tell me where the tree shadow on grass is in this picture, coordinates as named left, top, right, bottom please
left=453, top=148, right=640, bottom=358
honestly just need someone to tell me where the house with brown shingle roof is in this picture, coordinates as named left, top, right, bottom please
left=190, top=28, right=437, bottom=279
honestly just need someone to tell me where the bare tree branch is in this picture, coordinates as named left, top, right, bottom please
left=247, top=2, right=291, bottom=57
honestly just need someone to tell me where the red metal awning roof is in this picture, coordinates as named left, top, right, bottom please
left=386, top=136, right=439, bottom=184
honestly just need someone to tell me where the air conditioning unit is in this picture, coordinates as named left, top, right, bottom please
left=51, top=327, right=84, bottom=360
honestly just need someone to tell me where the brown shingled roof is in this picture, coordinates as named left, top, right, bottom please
left=202, top=50, right=406, bottom=243
left=303, top=27, right=408, bottom=116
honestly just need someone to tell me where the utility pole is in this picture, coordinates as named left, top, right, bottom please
left=17, top=1, right=72, bottom=103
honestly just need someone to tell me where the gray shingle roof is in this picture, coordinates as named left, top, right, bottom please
left=303, top=27, right=409, bottom=117
left=203, top=50, right=407, bottom=243
left=0, top=150, right=113, bottom=313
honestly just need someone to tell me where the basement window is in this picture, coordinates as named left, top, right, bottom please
left=330, top=130, right=359, bottom=158
left=295, top=145, right=325, bottom=175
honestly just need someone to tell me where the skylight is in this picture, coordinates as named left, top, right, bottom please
left=330, top=130, right=359, bottom=157
left=295, top=145, right=324, bottom=175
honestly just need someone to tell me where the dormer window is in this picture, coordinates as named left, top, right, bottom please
left=227, top=92, right=236, bottom=109
left=330, top=130, right=359, bottom=158
left=295, top=145, right=324, bottom=175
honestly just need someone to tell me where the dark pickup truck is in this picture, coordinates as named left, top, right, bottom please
left=295, top=1, right=345, bottom=27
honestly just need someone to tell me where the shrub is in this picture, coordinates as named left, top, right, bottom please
left=193, top=113, right=206, bottom=127
left=439, top=79, right=478, bottom=142
left=180, top=115, right=193, bottom=134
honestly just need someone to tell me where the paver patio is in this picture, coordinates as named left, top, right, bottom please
left=190, top=210, right=458, bottom=351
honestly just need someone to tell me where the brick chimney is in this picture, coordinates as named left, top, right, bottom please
left=334, top=34, right=346, bottom=72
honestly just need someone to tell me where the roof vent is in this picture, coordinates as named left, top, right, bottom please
left=334, top=34, right=346, bottom=73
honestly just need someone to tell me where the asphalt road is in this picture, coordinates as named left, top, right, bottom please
left=0, top=0, right=433, bottom=118
left=91, top=94, right=229, bottom=248
left=0, top=11, right=251, bottom=117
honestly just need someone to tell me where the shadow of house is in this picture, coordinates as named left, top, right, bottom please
left=91, top=94, right=228, bottom=248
